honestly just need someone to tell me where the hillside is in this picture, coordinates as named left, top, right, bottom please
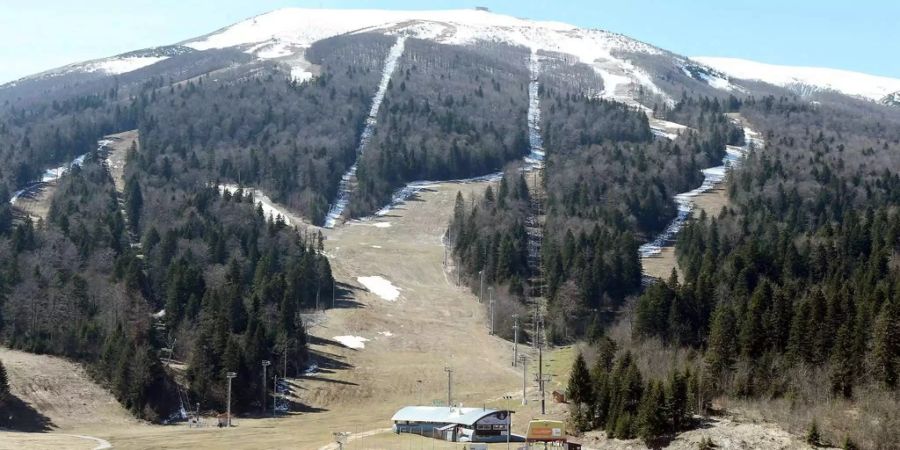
left=1, top=6, right=899, bottom=450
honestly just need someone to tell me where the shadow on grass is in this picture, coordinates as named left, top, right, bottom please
left=0, top=393, right=55, bottom=432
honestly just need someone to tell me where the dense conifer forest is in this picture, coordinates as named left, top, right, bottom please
left=349, top=39, right=531, bottom=216
left=564, top=96, right=900, bottom=447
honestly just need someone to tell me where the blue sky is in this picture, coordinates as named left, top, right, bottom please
left=1, top=0, right=897, bottom=83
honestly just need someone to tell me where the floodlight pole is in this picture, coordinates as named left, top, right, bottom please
left=226, top=372, right=236, bottom=427
left=479, top=270, right=484, bottom=303
left=262, top=360, right=271, bottom=413
left=518, top=355, right=528, bottom=405
left=489, top=287, right=495, bottom=335
left=512, top=314, right=519, bottom=366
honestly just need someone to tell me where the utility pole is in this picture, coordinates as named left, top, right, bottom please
left=518, top=355, right=528, bottom=405
left=226, top=372, right=236, bottom=427
left=489, top=287, right=495, bottom=335
left=537, top=373, right=552, bottom=415
left=261, top=360, right=271, bottom=413
left=273, top=374, right=278, bottom=418
left=512, top=315, right=519, bottom=367
left=479, top=270, right=484, bottom=303
left=443, top=367, right=453, bottom=407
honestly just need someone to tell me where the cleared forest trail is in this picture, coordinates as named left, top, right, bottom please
left=324, top=36, right=407, bottom=228
left=640, top=117, right=764, bottom=280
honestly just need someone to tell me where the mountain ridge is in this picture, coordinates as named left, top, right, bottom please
left=3, top=7, right=899, bottom=108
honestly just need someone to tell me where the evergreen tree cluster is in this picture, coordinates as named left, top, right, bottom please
left=125, top=139, right=333, bottom=413
left=138, top=33, right=395, bottom=225
left=0, top=158, right=175, bottom=420
left=0, top=89, right=137, bottom=194
left=350, top=39, right=531, bottom=216
left=566, top=344, right=700, bottom=445
left=539, top=91, right=741, bottom=342
left=449, top=171, right=533, bottom=338
left=630, top=95, right=900, bottom=447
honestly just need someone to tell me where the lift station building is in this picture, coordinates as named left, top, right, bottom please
left=391, top=406, right=511, bottom=442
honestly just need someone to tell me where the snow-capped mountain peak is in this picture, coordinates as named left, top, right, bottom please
left=692, top=56, right=900, bottom=102
left=183, top=7, right=670, bottom=103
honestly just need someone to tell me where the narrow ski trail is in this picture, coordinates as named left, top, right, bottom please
left=639, top=122, right=764, bottom=269
left=323, top=36, right=407, bottom=228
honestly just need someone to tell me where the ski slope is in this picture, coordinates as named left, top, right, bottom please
left=693, top=57, right=900, bottom=102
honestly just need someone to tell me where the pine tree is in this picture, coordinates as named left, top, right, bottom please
left=830, top=322, right=855, bottom=398
left=637, top=381, right=666, bottom=443
left=871, top=300, right=899, bottom=388
left=567, top=352, right=594, bottom=406
left=665, top=370, right=688, bottom=432
left=705, top=303, right=737, bottom=387
left=806, top=420, right=821, bottom=446
left=0, top=357, right=9, bottom=401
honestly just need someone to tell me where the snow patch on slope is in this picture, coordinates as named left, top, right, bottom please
left=333, top=336, right=369, bottom=349
left=357, top=276, right=401, bottom=302
left=693, top=57, right=900, bottom=102
left=882, top=91, right=900, bottom=107
left=83, top=57, right=169, bottom=75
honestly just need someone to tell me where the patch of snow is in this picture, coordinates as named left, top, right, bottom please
left=333, top=335, right=369, bottom=349
left=84, top=56, right=168, bottom=75
left=692, top=56, right=900, bottom=102
left=152, top=309, right=166, bottom=319
left=357, top=275, right=401, bottom=301
left=290, top=67, right=313, bottom=83
left=218, top=183, right=308, bottom=227
left=650, top=118, right=688, bottom=141
left=378, top=331, right=394, bottom=337
left=371, top=245, right=383, bottom=249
